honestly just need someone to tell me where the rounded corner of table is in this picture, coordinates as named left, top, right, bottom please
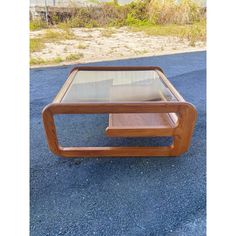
left=42, top=103, right=62, bottom=156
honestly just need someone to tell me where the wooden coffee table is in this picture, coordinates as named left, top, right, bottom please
left=42, top=66, right=197, bottom=157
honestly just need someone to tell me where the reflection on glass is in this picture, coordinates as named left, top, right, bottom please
left=61, top=70, right=177, bottom=103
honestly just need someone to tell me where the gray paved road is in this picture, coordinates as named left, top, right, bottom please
left=30, top=51, right=206, bottom=236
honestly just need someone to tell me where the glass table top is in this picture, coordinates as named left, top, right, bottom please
left=61, top=70, right=177, bottom=103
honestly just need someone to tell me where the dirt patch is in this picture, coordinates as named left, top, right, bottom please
left=30, top=27, right=206, bottom=67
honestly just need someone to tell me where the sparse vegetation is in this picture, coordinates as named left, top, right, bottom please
left=53, top=57, right=63, bottom=63
left=147, top=0, right=204, bottom=24
left=30, top=19, right=48, bottom=31
left=42, top=29, right=76, bottom=42
left=30, top=57, right=45, bottom=65
left=30, top=38, right=45, bottom=53
left=134, top=49, right=149, bottom=55
left=30, top=28, right=76, bottom=54
left=130, top=19, right=206, bottom=43
left=76, top=43, right=87, bottom=49
left=30, top=55, right=78, bottom=66
left=30, top=0, right=205, bottom=29
left=65, top=53, right=84, bottom=61
left=101, top=28, right=115, bottom=37
left=30, top=0, right=206, bottom=66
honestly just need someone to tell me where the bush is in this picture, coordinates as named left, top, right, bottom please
left=127, top=0, right=149, bottom=21
left=30, top=19, right=47, bottom=31
left=30, top=0, right=206, bottom=29
left=147, top=0, right=205, bottom=24
left=180, top=19, right=206, bottom=44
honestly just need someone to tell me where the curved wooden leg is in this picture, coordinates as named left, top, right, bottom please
left=171, top=104, right=197, bottom=155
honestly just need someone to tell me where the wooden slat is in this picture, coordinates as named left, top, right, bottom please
left=106, top=127, right=174, bottom=137
left=45, top=102, right=183, bottom=114
left=109, top=113, right=176, bottom=127
left=106, top=113, right=176, bottom=137
left=60, top=146, right=174, bottom=157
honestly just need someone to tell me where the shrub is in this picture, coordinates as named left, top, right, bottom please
left=30, top=19, right=48, bottom=31
left=30, top=38, right=45, bottom=53
left=147, top=0, right=205, bottom=24
left=180, top=19, right=206, bottom=44
left=30, top=0, right=205, bottom=29
left=127, top=0, right=149, bottom=21
left=69, top=7, right=95, bottom=27
left=126, top=13, right=152, bottom=26
left=53, top=2, right=128, bottom=28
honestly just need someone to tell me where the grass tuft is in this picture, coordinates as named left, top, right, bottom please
left=30, top=28, right=76, bottom=54
left=65, top=53, right=84, bottom=61
left=53, top=57, right=63, bottom=63
left=30, top=38, right=45, bottom=53
left=30, top=57, right=45, bottom=65
left=42, top=29, right=76, bottom=42
left=101, top=28, right=115, bottom=37
left=76, top=43, right=87, bottom=49
left=30, top=19, right=48, bottom=31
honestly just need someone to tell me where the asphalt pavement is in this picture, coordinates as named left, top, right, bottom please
left=30, top=51, right=206, bottom=236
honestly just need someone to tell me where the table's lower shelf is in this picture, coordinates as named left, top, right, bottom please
left=106, top=113, right=178, bottom=137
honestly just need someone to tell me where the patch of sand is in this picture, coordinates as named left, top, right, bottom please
left=30, top=27, right=206, bottom=67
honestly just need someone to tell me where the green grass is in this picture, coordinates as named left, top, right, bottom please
left=129, top=20, right=206, bottom=45
left=30, top=38, right=45, bottom=53
left=30, top=19, right=48, bottom=31
left=30, top=57, right=62, bottom=66
left=30, top=28, right=76, bottom=54
left=53, top=57, right=63, bottom=63
left=30, top=57, right=45, bottom=66
left=30, top=53, right=84, bottom=66
left=30, top=57, right=64, bottom=66
left=181, top=20, right=206, bottom=45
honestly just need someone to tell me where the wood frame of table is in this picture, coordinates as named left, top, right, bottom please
left=42, top=66, right=197, bottom=157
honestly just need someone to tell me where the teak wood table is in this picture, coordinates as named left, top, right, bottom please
left=42, top=66, right=197, bottom=157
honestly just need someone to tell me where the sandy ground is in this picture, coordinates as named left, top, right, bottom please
left=30, top=27, right=206, bottom=67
